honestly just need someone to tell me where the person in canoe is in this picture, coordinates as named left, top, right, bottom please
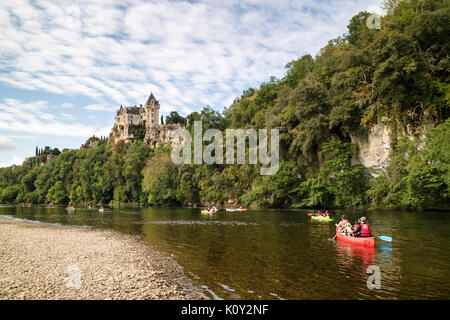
left=317, top=210, right=323, bottom=216
left=352, top=217, right=372, bottom=237
left=336, top=215, right=353, bottom=235
left=336, top=215, right=347, bottom=229
left=353, top=218, right=361, bottom=232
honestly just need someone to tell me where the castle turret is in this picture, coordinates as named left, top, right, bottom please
left=144, top=92, right=160, bottom=127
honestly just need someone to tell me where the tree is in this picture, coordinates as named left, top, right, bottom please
left=142, top=152, right=178, bottom=205
left=122, top=141, right=150, bottom=204
left=165, top=111, right=187, bottom=125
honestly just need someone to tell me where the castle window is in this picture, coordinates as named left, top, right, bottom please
left=152, top=120, right=154, bottom=124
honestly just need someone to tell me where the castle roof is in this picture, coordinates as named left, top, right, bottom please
left=118, top=106, right=141, bottom=115
left=145, top=92, right=159, bottom=106
left=116, top=92, right=159, bottom=116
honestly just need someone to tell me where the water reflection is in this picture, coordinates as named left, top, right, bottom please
left=335, top=242, right=376, bottom=271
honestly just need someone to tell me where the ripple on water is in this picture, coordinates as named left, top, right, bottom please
left=218, top=283, right=235, bottom=292
left=135, top=220, right=260, bottom=226
left=269, top=293, right=285, bottom=300
left=200, top=285, right=223, bottom=300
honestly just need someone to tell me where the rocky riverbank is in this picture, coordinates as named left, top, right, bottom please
left=0, top=216, right=203, bottom=300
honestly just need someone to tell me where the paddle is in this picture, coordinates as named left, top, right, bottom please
left=307, top=213, right=313, bottom=216
left=377, top=236, right=392, bottom=242
left=328, top=224, right=339, bottom=241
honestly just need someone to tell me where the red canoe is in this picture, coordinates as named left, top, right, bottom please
left=335, top=227, right=375, bottom=247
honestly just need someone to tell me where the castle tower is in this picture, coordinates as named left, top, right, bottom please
left=144, top=92, right=160, bottom=127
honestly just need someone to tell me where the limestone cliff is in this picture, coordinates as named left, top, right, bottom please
left=350, top=121, right=425, bottom=177
left=350, top=124, right=392, bottom=176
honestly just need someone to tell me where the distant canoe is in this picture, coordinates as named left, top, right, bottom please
left=311, top=215, right=333, bottom=222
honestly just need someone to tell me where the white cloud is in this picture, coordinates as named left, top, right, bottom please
left=84, top=104, right=113, bottom=111
left=0, top=155, right=23, bottom=168
left=0, top=136, right=16, bottom=151
left=0, top=0, right=384, bottom=115
left=367, top=4, right=385, bottom=15
left=0, top=98, right=110, bottom=137
left=94, top=126, right=113, bottom=137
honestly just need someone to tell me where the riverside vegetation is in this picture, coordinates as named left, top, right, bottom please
left=0, top=0, right=448, bottom=210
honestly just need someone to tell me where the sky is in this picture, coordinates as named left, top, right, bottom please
left=0, top=0, right=384, bottom=167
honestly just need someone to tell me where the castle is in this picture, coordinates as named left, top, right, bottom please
left=112, top=92, right=160, bottom=143
left=110, top=92, right=183, bottom=148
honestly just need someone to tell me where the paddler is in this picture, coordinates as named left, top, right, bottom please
left=336, top=215, right=348, bottom=230
left=336, top=215, right=353, bottom=235
left=353, top=217, right=372, bottom=237
left=353, top=218, right=361, bottom=231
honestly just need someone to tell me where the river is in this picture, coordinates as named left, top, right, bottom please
left=1, top=205, right=449, bottom=299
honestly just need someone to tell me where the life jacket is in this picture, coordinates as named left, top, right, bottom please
left=360, top=223, right=371, bottom=237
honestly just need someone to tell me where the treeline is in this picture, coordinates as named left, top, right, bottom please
left=0, top=0, right=448, bottom=209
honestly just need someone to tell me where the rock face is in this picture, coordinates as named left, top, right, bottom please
left=144, top=124, right=184, bottom=148
left=350, top=122, right=425, bottom=176
left=350, top=124, right=392, bottom=176
left=87, top=140, right=99, bottom=149
left=110, top=122, right=184, bottom=149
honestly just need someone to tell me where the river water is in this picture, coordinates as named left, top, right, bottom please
left=1, top=205, right=449, bottom=299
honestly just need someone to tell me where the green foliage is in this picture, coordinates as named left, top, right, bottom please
left=293, top=142, right=367, bottom=208
left=368, top=119, right=450, bottom=208
left=129, top=124, right=146, bottom=141
left=165, top=111, right=187, bottom=125
left=142, top=151, right=178, bottom=205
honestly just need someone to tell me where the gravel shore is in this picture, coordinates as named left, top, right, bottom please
left=0, top=216, right=203, bottom=300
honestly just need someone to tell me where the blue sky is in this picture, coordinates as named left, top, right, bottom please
left=0, top=0, right=383, bottom=167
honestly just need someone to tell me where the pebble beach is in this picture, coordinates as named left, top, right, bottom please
left=0, top=216, right=203, bottom=300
